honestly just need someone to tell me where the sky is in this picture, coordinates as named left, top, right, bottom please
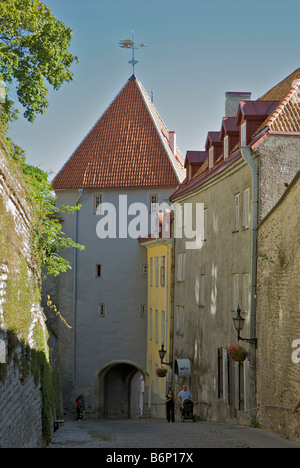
left=7, top=0, right=300, bottom=179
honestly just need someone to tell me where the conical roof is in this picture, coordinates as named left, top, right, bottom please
left=52, top=75, right=185, bottom=190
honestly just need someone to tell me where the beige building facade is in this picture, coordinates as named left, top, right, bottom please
left=256, top=171, right=300, bottom=441
left=170, top=69, right=300, bottom=426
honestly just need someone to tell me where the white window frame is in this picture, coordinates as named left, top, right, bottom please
left=149, top=308, right=153, bottom=340
left=94, top=193, right=102, bottom=215
left=242, top=273, right=250, bottom=314
left=232, top=274, right=239, bottom=312
left=242, top=187, right=250, bottom=229
left=177, top=253, right=185, bottom=282
left=175, top=306, right=184, bottom=336
left=241, top=122, right=247, bottom=146
left=154, top=257, right=159, bottom=287
left=204, top=208, right=207, bottom=241
left=155, top=309, right=158, bottom=343
left=149, top=193, right=159, bottom=213
left=160, top=256, right=165, bottom=287
left=209, top=146, right=214, bottom=169
left=161, top=310, right=165, bottom=345
left=234, top=193, right=240, bottom=232
left=150, top=258, right=153, bottom=287
left=224, top=135, right=229, bottom=159
left=199, top=274, right=205, bottom=307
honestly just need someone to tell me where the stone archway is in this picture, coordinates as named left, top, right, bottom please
left=95, top=360, right=145, bottom=418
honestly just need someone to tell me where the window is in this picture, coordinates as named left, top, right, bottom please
left=149, top=193, right=159, bottom=213
left=161, top=310, right=165, bottom=345
left=98, top=303, right=106, bottom=318
left=242, top=273, right=250, bottom=314
left=242, top=188, right=250, bottom=229
left=234, top=193, right=240, bottom=232
left=149, top=308, right=153, bottom=340
left=224, top=135, right=229, bottom=159
left=155, top=309, right=158, bottom=343
left=241, top=122, right=247, bottom=145
left=154, top=257, right=159, bottom=287
left=209, top=147, right=214, bottom=169
left=175, top=306, right=184, bottom=336
left=141, top=304, right=146, bottom=318
left=204, top=208, right=207, bottom=241
left=232, top=274, right=239, bottom=312
left=150, top=258, right=153, bottom=287
left=199, top=274, right=205, bottom=307
left=94, top=194, right=102, bottom=214
left=96, top=264, right=101, bottom=277
left=142, top=264, right=148, bottom=278
left=160, top=256, right=165, bottom=287
left=177, top=253, right=185, bottom=282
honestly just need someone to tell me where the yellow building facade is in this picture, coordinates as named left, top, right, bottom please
left=140, top=237, right=173, bottom=417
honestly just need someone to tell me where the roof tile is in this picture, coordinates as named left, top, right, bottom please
left=52, top=75, right=185, bottom=190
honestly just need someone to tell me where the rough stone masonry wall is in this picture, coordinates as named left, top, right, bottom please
left=256, top=173, right=300, bottom=442
left=0, top=138, right=47, bottom=448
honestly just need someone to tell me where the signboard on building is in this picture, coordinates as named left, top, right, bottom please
left=175, top=359, right=191, bottom=377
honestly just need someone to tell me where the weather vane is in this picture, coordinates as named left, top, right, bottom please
left=119, top=30, right=145, bottom=74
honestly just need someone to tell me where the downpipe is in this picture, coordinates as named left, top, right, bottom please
left=73, top=189, right=83, bottom=386
left=240, top=146, right=258, bottom=424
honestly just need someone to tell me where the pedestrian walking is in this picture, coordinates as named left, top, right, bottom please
left=165, top=388, right=175, bottom=422
left=178, top=384, right=192, bottom=407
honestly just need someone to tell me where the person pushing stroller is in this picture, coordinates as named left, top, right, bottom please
left=178, top=384, right=192, bottom=407
left=178, top=385, right=194, bottom=421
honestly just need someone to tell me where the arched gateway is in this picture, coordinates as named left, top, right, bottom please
left=95, top=361, right=145, bottom=419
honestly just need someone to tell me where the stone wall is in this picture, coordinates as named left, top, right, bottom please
left=0, top=138, right=50, bottom=448
left=0, top=357, right=43, bottom=448
left=256, top=171, right=300, bottom=442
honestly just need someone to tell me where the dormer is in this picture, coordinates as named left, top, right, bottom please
left=236, top=100, right=279, bottom=145
left=184, top=151, right=207, bottom=180
left=220, top=117, right=239, bottom=159
left=205, top=132, right=222, bottom=169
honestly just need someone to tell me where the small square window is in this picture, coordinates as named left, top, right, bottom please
left=98, top=303, right=106, bottom=318
left=142, top=264, right=148, bottom=278
left=96, top=264, right=101, bottom=277
left=94, top=194, right=102, bottom=215
left=141, top=304, right=146, bottom=318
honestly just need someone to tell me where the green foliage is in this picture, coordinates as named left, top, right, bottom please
left=2, top=140, right=85, bottom=277
left=21, top=160, right=85, bottom=278
left=0, top=0, right=78, bottom=123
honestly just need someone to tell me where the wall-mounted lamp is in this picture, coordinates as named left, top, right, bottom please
left=233, top=306, right=258, bottom=349
left=158, top=344, right=173, bottom=368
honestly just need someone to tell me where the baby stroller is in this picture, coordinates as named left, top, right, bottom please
left=181, top=399, right=196, bottom=422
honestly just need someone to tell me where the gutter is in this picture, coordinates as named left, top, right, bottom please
left=240, top=146, right=258, bottom=423
left=73, top=188, right=83, bottom=386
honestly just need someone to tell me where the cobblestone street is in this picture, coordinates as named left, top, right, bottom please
left=47, top=416, right=300, bottom=449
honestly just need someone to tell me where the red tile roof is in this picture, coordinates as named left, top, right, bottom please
left=171, top=68, right=300, bottom=201
left=52, top=75, right=185, bottom=190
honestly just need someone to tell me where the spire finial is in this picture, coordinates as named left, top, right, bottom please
left=119, top=30, right=145, bottom=74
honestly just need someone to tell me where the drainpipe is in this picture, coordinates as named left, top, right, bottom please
left=73, top=188, right=83, bottom=386
left=240, top=146, right=258, bottom=423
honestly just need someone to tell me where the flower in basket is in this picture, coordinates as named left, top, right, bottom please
left=226, top=345, right=248, bottom=362
left=156, top=367, right=167, bottom=377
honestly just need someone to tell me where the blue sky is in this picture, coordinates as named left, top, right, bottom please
left=7, top=0, right=300, bottom=178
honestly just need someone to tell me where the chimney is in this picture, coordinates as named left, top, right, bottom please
left=225, top=92, right=251, bottom=117
left=169, top=131, right=176, bottom=154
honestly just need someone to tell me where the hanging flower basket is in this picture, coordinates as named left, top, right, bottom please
left=227, top=345, right=248, bottom=362
left=156, top=367, right=167, bottom=377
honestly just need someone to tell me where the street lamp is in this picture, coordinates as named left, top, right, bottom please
left=233, top=306, right=258, bottom=348
left=158, top=344, right=173, bottom=368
